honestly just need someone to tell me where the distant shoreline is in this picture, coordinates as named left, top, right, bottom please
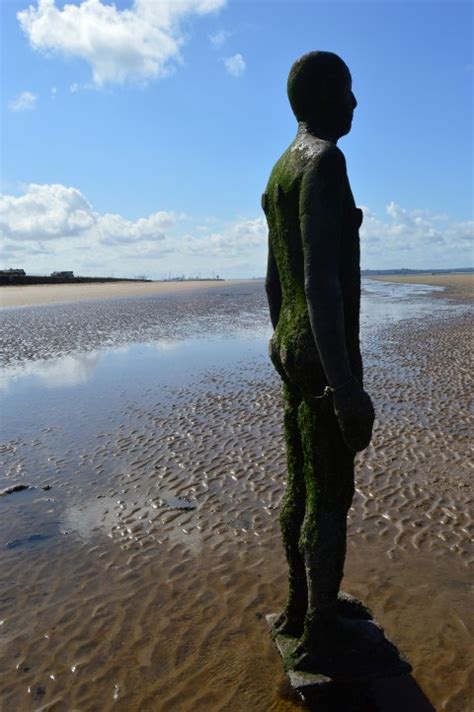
left=0, top=275, right=225, bottom=287
left=0, top=279, right=255, bottom=309
left=367, top=273, right=473, bottom=302
left=1, top=273, right=471, bottom=309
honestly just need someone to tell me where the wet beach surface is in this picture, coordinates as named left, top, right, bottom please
left=0, top=281, right=472, bottom=711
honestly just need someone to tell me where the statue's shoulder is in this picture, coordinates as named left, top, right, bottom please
left=301, top=141, right=347, bottom=176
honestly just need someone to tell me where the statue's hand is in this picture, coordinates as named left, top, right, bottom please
left=332, top=379, right=375, bottom=452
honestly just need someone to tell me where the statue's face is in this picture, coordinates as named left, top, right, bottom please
left=325, top=70, right=357, bottom=138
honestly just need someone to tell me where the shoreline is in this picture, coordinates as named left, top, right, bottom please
left=367, top=273, right=473, bottom=302
left=2, top=274, right=471, bottom=309
left=0, top=278, right=258, bottom=309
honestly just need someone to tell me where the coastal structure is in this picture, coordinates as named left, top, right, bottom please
left=51, top=270, right=74, bottom=279
left=0, top=268, right=26, bottom=278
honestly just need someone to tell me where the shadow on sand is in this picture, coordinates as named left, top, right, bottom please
left=299, top=674, right=436, bottom=711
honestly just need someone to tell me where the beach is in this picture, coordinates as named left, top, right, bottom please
left=369, top=273, right=474, bottom=302
left=0, top=279, right=246, bottom=309
left=0, top=277, right=472, bottom=711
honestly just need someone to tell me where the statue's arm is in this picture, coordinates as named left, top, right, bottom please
left=300, top=148, right=352, bottom=388
left=300, top=148, right=374, bottom=452
left=265, top=241, right=282, bottom=329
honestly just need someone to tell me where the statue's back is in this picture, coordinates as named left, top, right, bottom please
left=263, top=131, right=363, bottom=393
left=263, top=135, right=330, bottom=394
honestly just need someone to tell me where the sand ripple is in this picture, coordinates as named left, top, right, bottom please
left=0, top=298, right=472, bottom=711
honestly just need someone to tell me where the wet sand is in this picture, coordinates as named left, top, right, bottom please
left=0, top=281, right=472, bottom=711
left=0, top=279, right=249, bottom=308
left=369, top=273, right=474, bottom=302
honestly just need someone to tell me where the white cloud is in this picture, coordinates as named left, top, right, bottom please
left=0, top=182, right=265, bottom=277
left=183, top=216, right=265, bottom=257
left=8, top=91, right=37, bottom=111
left=360, top=202, right=473, bottom=269
left=1, top=184, right=471, bottom=277
left=224, top=52, right=246, bottom=77
left=18, top=0, right=227, bottom=87
left=209, top=29, right=228, bottom=48
left=0, top=184, right=96, bottom=240
left=0, top=184, right=178, bottom=246
left=97, top=210, right=177, bottom=245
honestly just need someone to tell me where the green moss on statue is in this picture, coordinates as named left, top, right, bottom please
left=263, top=51, right=375, bottom=672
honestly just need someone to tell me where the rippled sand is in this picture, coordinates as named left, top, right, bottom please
left=0, top=283, right=472, bottom=711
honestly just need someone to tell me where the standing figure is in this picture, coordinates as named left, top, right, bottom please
left=263, top=51, right=375, bottom=671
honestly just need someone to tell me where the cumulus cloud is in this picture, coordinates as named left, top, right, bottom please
left=8, top=91, right=37, bottom=111
left=0, top=184, right=96, bottom=240
left=184, top=216, right=265, bottom=257
left=224, top=53, right=246, bottom=77
left=97, top=210, right=177, bottom=245
left=0, top=182, right=266, bottom=277
left=1, top=183, right=471, bottom=277
left=18, top=0, right=226, bottom=86
left=360, top=202, right=473, bottom=269
left=0, top=183, right=177, bottom=244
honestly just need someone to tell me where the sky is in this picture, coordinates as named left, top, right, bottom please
left=1, top=0, right=472, bottom=278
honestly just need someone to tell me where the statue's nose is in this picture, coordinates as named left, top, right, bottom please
left=352, top=92, right=358, bottom=109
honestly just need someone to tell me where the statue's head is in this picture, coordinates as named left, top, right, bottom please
left=287, top=51, right=356, bottom=139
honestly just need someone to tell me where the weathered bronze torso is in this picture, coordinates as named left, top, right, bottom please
left=263, top=130, right=363, bottom=396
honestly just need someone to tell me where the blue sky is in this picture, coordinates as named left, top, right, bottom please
left=1, top=0, right=472, bottom=278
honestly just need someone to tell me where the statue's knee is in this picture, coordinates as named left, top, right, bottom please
left=279, top=499, right=304, bottom=540
left=298, top=517, right=318, bottom=557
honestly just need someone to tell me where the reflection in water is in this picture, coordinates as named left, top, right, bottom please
left=62, top=497, right=121, bottom=540
left=0, top=351, right=103, bottom=391
left=0, top=279, right=454, bottom=398
left=362, top=280, right=444, bottom=298
left=62, top=491, right=203, bottom=555
left=153, top=339, right=180, bottom=352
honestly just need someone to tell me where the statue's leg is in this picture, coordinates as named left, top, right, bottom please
left=296, top=394, right=355, bottom=656
left=273, top=381, right=308, bottom=638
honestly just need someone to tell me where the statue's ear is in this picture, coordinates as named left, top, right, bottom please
left=261, top=192, right=269, bottom=213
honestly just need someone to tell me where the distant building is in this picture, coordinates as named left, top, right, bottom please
left=51, top=271, right=74, bottom=279
left=0, top=268, right=26, bottom=276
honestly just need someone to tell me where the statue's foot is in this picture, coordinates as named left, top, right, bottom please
left=271, top=609, right=304, bottom=639
left=287, top=616, right=377, bottom=674
left=287, top=641, right=331, bottom=673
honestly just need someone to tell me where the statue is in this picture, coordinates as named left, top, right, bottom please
left=262, top=51, right=376, bottom=675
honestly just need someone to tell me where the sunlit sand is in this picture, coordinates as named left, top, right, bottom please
left=0, top=279, right=255, bottom=308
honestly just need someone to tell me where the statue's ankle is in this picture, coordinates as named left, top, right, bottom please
left=285, top=591, right=308, bottom=617
left=302, top=607, right=338, bottom=646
